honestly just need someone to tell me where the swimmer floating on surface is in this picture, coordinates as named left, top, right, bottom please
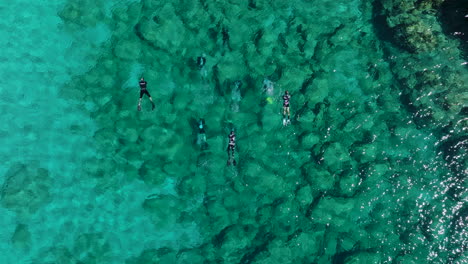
left=231, top=80, right=242, bottom=112
left=263, top=78, right=274, bottom=96
left=197, top=54, right=206, bottom=69
left=282, top=90, right=291, bottom=126
left=227, top=130, right=236, bottom=166
left=263, top=78, right=275, bottom=104
left=197, top=54, right=207, bottom=80
left=197, top=118, right=208, bottom=150
left=138, top=77, right=155, bottom=111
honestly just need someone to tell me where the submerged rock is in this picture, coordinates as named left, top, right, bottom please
left=301, top=133, right=320, bottom=149
left=1, top=162, right=52, bottom=219
left=11, top=224, right=31, bottom=250
left=312, top=196, right=358, bottom=232
left=338, top=172, right=360, bottom=197
left=33, top=247, right=77, bottom=264
left=114, top=37, right=141, bottom=60
left=72, top=232, right=113, bottom=263
left=143, top=194, right=182, bottom=229
left=344, top=252, right=380, bottom=263
left=379, top=0, right=445, bottom=53
left=58, top=0, right=105, bottom=29
left=138, top=161, right=167, bottom=185
left=323, top=142, right=353, bottom=173
left=137, top=3, right=187, bottom=51
left=305, top=165, right=335, bottom=192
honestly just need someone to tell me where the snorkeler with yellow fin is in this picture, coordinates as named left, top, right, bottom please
left=263, top=79, right=291, bottom=126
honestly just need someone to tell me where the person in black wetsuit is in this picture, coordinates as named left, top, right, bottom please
left=138, top=77, right=155, bottom=111
left=227, top=130, right=236, bottom=166
left=197, top=54, right=206, bottom=69
left=283, top=90, right=291, bottom=123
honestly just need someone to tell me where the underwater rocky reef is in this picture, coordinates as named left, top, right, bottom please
left=1, top=0, right=466, bottom=263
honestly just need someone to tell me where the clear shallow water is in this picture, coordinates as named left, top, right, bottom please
left=1, top=0, right=466, bottom=263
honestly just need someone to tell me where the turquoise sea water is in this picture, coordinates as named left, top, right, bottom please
left=1, top=0, right=466, bottom=263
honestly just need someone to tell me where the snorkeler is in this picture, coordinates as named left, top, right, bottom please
left=263, top=78, right=275, bottom=105
left=282, top=91, right=291, bottom=125
left=231, top=80, right=242, bottom=112
left=197, top=54, right=207, bottom=80
left=197, top=54, right=206, bottom=69
left=197, top=119, right=208, bottom=150
left=227, top=130, right=236, bottom=166
left=234, top=80, right=242, bottom=90
left=263, top=78, right=274, bottom=96
left=138, top=77, right=155, bottom=111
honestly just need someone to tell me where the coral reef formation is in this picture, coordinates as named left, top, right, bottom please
left=380, top=0, right=445, bottom=52
left=374, top=0, right=467, bottom=176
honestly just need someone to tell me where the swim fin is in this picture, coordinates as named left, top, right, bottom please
left=151, top=102, right=155, bottom=110
left=233, top=160, right=236, bottom=166
left=227, top=160, right=231, bottom=166
left=138, top=104, right=141, bottom=111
